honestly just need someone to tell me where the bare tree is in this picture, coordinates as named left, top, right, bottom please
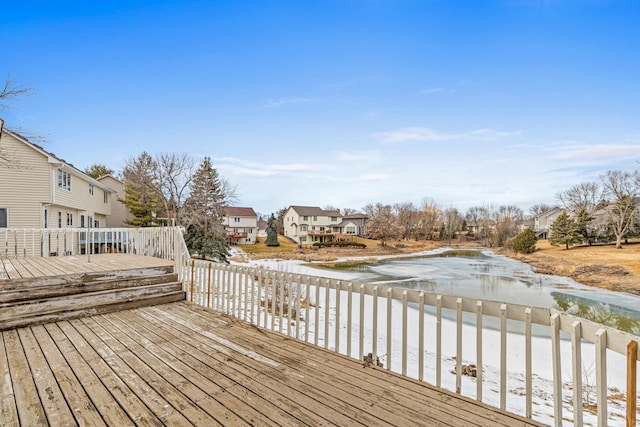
left=600, top=170, right=640, bottom=249
left=442, top=207, right=463, bottom=244
left=154, top=152, right=196, bottom=226
left=341, top=208, right=360, bottom=215
left=363, top=203, right=402, bottom=246
left=529, top=203, right=554, bottom=218
left=0, top=74, right=33, bottom=110
left=493, top=205, right=524, bottom=247
left=417, top=197, right=441, bottom=240
left=557, top=182, right=602, bottom=215
left=394, top=202, right=418, bottom=240
left=1, top=75, right=35, bottom=167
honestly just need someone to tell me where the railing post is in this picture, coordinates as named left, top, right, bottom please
left=627, top=340, right=637, bottom=427
left=571, top=321, right=583, bottom=427
left=190, top=260, right=195, bottom=303
left=551, top=313, right=563, bottom=426
left=500, top=304, right=507, bottom=411
left=456, top=298, right=463, bottom=394
left=595, top=328, right=608, bottom=427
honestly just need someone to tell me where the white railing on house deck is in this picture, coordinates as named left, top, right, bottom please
left=0, top=227, right=180, bottom=260
left=177, top=255, right=640, bottom=427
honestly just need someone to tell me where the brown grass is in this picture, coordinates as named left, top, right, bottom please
left=505, top=239, right=640, bottom=295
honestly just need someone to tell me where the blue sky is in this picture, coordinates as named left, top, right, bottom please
left=2, top=0, right=639, bottom=215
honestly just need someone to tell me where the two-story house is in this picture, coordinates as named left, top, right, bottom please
left=0, top=127, right=113, bottom=231
left=223, top=207, right=258, bottom=245
left=283, top=206, right=343, bottom=244
left=533, top=206, right=564, bottom=239
left=97, top=174, right=132, bottom=227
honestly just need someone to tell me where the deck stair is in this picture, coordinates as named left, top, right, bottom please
left=0, top=265, right=185, bottom=330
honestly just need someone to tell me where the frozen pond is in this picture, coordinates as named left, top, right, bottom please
left=309, top=248, right=640, bottom=334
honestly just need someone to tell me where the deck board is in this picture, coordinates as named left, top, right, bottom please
left=1, top=300, right=545, bottom=426
left=0, top=254, right=174, bottom=282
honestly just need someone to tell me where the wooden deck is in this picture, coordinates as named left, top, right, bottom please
left=1, top=301, right=545, bottom=426
left=0, top=254, right=174, bottom=281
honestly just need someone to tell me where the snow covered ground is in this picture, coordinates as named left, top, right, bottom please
left=228, top=248, right=636, bottom=426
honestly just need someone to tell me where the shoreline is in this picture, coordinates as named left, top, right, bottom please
left=233, top=239, right=640, bottom=297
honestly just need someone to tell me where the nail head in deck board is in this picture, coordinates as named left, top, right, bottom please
left=136, top=307, right=371, bottom=426
left=3, top=330, right=48, bottom=426
left=110, top=309, right=346, bottom=426
left=0, top=332, right=19, bottom=426
left=16, top=328, right=76, bottom=426
left=43, top=323, right=134, bottom=427
left=99, top=312, right=288, bottom=426
left=29, top=325, right=108, bottom=427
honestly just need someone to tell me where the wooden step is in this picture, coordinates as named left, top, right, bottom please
left=0, top=292, right=186, bottom=330
left=0, top=273, right=179, bottom=304
left=1, top=282, right=184, bottom=322
left=0, top=265, right=175, bottom=291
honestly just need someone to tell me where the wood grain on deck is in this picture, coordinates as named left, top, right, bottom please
left=1, top=301, right=545, bottom=426
left=0, top=254, right=174, bottom=281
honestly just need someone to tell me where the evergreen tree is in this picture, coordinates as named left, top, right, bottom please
left=549, top=212, right=581, bottom=250
left=122, top=183, right=160, bottom=227
left=84, top=163, right=114, bottom=179
left=266, top=214, right=280, bottom=246
left=575, top=208, right=595, bottom=245
left=512, top=229, right=537, bottom=254
left=122, top=151, right=164, bottom=225
left=182, top=157, right=230, bottom=261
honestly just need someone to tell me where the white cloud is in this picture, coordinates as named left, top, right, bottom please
left=549, top=143, right=640, bottom=161
left=214, top=157, right=330, bottom=177
left=376, top=126, right=521, bottom=144
left=263, top=97, right=310, bottom=108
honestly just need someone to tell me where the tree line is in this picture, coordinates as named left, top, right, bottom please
left=271, top=169, right=639, bottom=251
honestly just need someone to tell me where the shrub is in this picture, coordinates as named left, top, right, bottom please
left=512, top=229, right=537, bottom=254
left=311, top=241, right=367, bottom=249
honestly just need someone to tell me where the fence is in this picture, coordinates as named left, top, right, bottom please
left=0, top=227, right=179, bottom=260
left=178, top=256, right=640, bottom=427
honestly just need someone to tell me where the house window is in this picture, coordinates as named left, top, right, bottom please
left=346, top=226, right=356, bottom=234
left=80, top=215, right=85, bottom=228
left=331, top=216, right=337, bottom=222
left=300, top=225, right=307, bottom=231
left=0, top=208, right=7, bottom=228
left=234, top=217, right=240, bottom=222
left=67, top=213, right=73, bottom=226
left=303, top=216, right=308, bottom=221
left=94, top=220, right=99, bottom=228
left=246, top=237, right=251, bottom=242
left=313, top=216, right=317, bottom=221
left=57, top=169, right=71, bottom=191
left=89, top=184, right=94, bottom=195
left=58, top=212, right=62, bottom=228
left=104, top=191, right=108, bottom=203
left=300, top=236, right=307, bottom=242
left=44, top=209, right=48, bottom=228
left=245, top=228, right=252, bottom=233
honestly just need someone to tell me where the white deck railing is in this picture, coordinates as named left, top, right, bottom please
left=0, top=227, right=180, bottom=260
left=177, top=255, right=639, bottom=427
